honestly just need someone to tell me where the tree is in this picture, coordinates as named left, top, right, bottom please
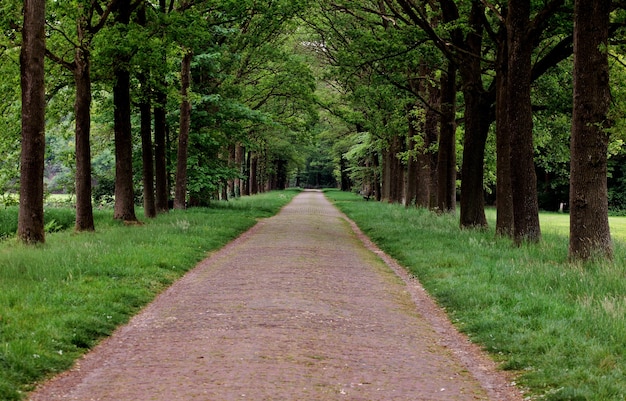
left=507, top=0, right=539, bottom=244
left=18, top=0, right=46, bottom=244
left=112, top=0, right=138, bottom=222
left=174, top=50, right=192, bottom=209
left=46, top=0, right=118, bottom=231
left=569, top=0, right=612, bottom=260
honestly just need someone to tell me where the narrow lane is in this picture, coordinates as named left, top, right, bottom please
left=30, top=190, right=513, bottom=400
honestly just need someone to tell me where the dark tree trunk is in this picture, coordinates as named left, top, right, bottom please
left=569, top=0, right=612, bottom=260
left=235, top=143, right=244, bottom=196
left=174, top=50, right=192, bottom=209
left=154, top=0, right=169, bottom=213
left=372, top=151, right=382, bottom=201
left=227, top=144, right=236, bottom=197
left=113, top=1, right=137, bottom=222
left=405, top=104, right=419, bottom=205
left=495, top=30, right=514, bottom=237
left=18, top=0, right=46, bottom=243
left=250, top=152, right=259, bottom=195
left=340, top=155, right=351, bottom=191
left=437, top=63, right=457, bottom=213
left=73, top=45, right=95, bottom=231
left=458, top=1, right=489, bottom=229
left=507, top=0, right=541, bottom=244
left=140, top=99, right=156, bottom=218
left=426, top=80, right=440, bottom=210
left=243, top=149, right=250, bottom=196
left=382, top=147, right=391, bottom=201
left=137, top=5, right=156, bottom=218
left=154, top=97, right=169, bottom=212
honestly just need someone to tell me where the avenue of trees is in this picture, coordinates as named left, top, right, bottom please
left=2, top=0, right=626, bottom=261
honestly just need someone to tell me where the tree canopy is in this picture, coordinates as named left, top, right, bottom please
left=2, top=0, right=626, bottom=259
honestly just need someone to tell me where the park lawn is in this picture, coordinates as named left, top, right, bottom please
left=325, top=189, right=626, bottom=401
left=0, top=190, right=299, bottom=401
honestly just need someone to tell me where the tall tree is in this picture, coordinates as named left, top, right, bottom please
left=569, top=0, right=612, bottom=260
left=506, top=0, right=540, bottom=244
left=18, top=0, right=46, bottom=243
left=112, top=0, right=138, bottom=221
left=154, top=0, right=170, bottom=213
left=137, top=3, right=156, bottom=218
left=174, top=50, right=192, bottom=209
left=46, top=1, right=118, bottom=231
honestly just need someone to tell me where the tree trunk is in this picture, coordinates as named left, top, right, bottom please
left=426, top=80, right=440, bottom=210
left=250, top=152, right=259, bottom=195
left=154, top=0, right=169, bottom=213
left=235, top=143, right=244, bottom=197
left=495, top=30, right=514, bottom=237
left=507, top=0, right=541, bottom=244
left=18, top=0, right=46, bottom=243
left=382, top=147, right=392, bottom=201
left=437, top=63, right=457, bottom=213
left=458, top=1, right=489, bottom=229
left=405, top=104, right=419, bottom=206
left=154, top=96, right=169, bottom=212
left=243, top=149, right=250, bottom=196
left=174, top=50, right=192, bottom=209
left=73, top=45, right=95, bottom=231
left=137, top=4, right=156, bottom=218
left=569, top=0, right=612, bottom=260
left=140, top=98, right=156, bottom=218
left=113, top=1, right=137, bottom=222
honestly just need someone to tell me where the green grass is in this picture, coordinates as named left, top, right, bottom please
left=0, top=190, right=299, bottom=400
left=325, top=189, right=626, bottom=401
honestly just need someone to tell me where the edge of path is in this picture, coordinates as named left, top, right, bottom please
left=331, top=197, right=526, bottom=401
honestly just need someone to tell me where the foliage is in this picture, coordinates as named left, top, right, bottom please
left=326, top=189, right=626, bottom=401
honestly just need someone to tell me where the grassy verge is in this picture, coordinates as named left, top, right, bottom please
left=325, top=189, right=626, bottom=401
left=0, top=190, right=299, bottom=400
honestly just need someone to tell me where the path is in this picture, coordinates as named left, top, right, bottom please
left=30, top=190, right=521, bottom=400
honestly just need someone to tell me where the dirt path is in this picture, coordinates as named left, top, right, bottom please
left=30, top=190, right=522, bottom=401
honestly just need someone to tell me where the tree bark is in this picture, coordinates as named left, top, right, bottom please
left=113, top=0, right=137, bottom=222
left=569, top=0, right=612, bottom=260
left=458, top=1, right=489, bottom=229
left=425, top=79, right=440, bottom=210
left=174, top=50, right=193, bottom=209
left=405, top=105, right=419, bottom=206
left=507, top=0, right=541, bottom=244
left=18, top=0, right=46, bottom=243
left=250, top=152, right=259, bottom=195
left=137, top=4, right=156, bottom=218
left=437, top=63, right=457, bottom=213
left=154, top=96, right=169, bottom=212
left=154, top=0, right=169, bottom=213
left=73, top=44, right=95, bottom=231
left=495, top=30, right=514, bottom=237
left=140, top=98, right=156, bottom=218
left=234, top=143, right=244, bottom=197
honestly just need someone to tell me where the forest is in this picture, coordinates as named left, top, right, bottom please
left=2, top=0, right=626, bottom=261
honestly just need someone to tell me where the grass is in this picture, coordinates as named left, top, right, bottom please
left=0, top=189, right=299, bottom=400
left=325, top=189, right=626, bottom=401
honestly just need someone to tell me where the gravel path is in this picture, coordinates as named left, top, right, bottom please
left=29, top=190, right=522, bottom=401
